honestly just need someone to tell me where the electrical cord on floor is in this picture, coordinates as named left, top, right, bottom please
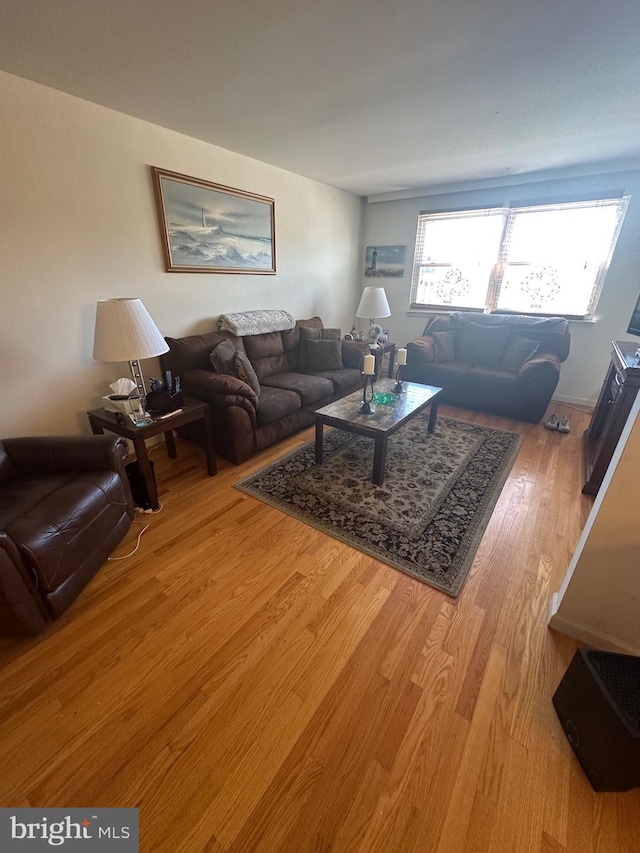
left=135, top=502, right=163, bottom=515
left=107, top=522, right=150, bottom=560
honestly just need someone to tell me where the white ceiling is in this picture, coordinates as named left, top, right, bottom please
left=2, top=0, right=640, bottom=197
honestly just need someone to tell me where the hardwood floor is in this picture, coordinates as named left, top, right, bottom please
left=1, top=403, right=639, bottom=852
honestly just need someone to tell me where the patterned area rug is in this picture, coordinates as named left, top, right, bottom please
left=235, top=415, right=523, bottom=596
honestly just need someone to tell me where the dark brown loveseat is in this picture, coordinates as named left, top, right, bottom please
left=0, top=435, right=134, bottom=636
left=161, top=317, right=367, bottom=464
left=403, top=312, right=571, bottom=423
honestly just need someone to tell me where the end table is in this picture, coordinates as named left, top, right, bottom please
left=370, top=341, right=397, bottom=378
left=87, top=400, right=216, bottom=510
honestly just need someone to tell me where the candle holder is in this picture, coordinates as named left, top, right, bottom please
left=358, top=373, right=376, bottom=414
left=393, top=365, right=404, bottom=394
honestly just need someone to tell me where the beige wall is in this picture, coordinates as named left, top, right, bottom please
left=0, top=71, right=363, bottom=437
left=362, top=170, right=640, bottom=405
left=548, top=395, right=640, bottom=654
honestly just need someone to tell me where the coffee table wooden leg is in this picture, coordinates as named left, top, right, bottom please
left=372, top=435, right=387, bottom=485
left=315, top=419, right=324, bottom=465
left=428, top=401, right=439, bottom=433
left=132, top=435, right=159, bottom=510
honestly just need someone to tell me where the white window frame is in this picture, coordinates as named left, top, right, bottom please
left=409, top=196, right=629, bottom=319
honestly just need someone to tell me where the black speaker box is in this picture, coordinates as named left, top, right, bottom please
left=552, top=649, right=640, bottom=791
left=125, top=460, right=156, bottom=510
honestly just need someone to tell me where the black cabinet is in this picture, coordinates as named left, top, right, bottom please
left=582, top=340, right=640, bottom=495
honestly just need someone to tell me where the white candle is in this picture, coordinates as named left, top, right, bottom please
left=363, top=353, right=375, bottom=375
left=397, top=348, right=407, bottom=366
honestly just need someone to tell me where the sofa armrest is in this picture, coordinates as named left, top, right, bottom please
left=406, top=337, right=436, bottom=367
left=4, top=435, right=128, bottom=476
left=183, top=369, right=258, bottom=406
left=341, top=340, right=369, bottom=370
left=0, top=535, right=50, bottom=636
left=517, top=353, right=561, bottom=380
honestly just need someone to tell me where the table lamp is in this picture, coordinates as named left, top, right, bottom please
left=93, top=298, right=169, bottom=396
left=356, top=286, right=391, bottom=345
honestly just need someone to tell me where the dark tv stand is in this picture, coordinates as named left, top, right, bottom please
left=582, top=340, right=640, bottom=495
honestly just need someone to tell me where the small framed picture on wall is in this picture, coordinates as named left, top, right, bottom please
left=365, top=245, right=406, bottom=278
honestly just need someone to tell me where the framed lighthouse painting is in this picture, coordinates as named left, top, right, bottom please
left=151, top=167, right=276, bottom=274
left=364, top=244, right=406, bottom=278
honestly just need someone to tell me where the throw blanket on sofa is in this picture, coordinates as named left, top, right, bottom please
left=217, top=310, right=296, bottom=337
left=447, top=312, right=568, bottom=335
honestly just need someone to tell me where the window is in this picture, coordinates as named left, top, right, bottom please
left=410, top=196, right=629, bottom=318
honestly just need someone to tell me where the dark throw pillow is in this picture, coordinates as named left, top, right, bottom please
left=432, top=330, right=457, bottom=363
left=456, top=322, right=511, bottom=367
left=234, top=351, right=261, bottom=396
left=501, top=335, right=541, bottom=373
left=306, top=338, right=344, bottom=371
left=298, top=326, right=341, bottom=371
left=209, top=339, right=237, bottom=375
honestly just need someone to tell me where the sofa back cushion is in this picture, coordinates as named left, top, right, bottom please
left=234, top=351, right=261, bottom=396
left=424, top=313, right=570, bottom=361
left=307, top=339, right=344, bottom=371
left=163, top=331, right=232, bottom=378
left=298, top=326, right=342, bottom=371
left=457, top=322, right=511, bottom=367
left=209, top=339, right=237, bottom=374
left=244, top=331, right=288, bottom=382
left=432, top=330, right=457, bottom=363
left=501, top=335, right=541, bottom=373
left=282, top=317, right=324, bottom=371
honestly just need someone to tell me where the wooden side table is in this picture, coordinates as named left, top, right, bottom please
left=370, top=341, right=396, bottom=378
left=87, top=400, right=216, bottom=510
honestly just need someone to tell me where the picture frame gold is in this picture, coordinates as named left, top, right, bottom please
left=151, top=167, right=276, bottom=274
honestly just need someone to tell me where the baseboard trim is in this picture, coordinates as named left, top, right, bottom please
left=551, top=394, right=595, bottom=408
left=548, top=606, right=640, bottom=655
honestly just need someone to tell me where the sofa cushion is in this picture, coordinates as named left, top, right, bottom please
left=432, top=330, right=457, bottom=363
left=310, top=367, right=363, bottom=395
left=209, top=339, right=237, bottom=375
left=457, top=322, right=510, bottom=367
left=462, top=365, right=521, bottom=398
left=298, top=327, right=341, bottom=371
left=404, top=360, right=472, bottom=389
left=261, top=372, right=334, bottom=405
left=255, top=386, right=301, bottom=426
left=307, top=339, right=344, bottom=371
left=234, top=351, right=261, bottom=396
left=501, top=335, right=541, bottom=373
left=243, top=331, right=288, bottom=381
left=282, top=317, right=324, bottom=371
left=165, top=331, right=229, bottom=375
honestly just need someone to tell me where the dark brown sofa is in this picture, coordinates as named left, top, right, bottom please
left=403, top=312, right=571, bottom=423
left=0, top=435, right=134, bottom=636
left=161, top=317, right=367, bottom=464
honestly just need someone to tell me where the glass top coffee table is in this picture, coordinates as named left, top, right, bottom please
left=314, top=378, right=443, bottom=486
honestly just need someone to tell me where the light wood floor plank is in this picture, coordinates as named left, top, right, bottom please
left=1, top=403, right=639, bottom=851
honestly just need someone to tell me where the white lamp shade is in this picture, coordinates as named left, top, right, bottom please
left=93, top=298, right=169, bottom=362
left=356, top=286, right=391, bottom=320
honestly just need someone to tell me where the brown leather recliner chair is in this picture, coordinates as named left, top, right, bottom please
left=0, top=435, right=134, bottom=636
